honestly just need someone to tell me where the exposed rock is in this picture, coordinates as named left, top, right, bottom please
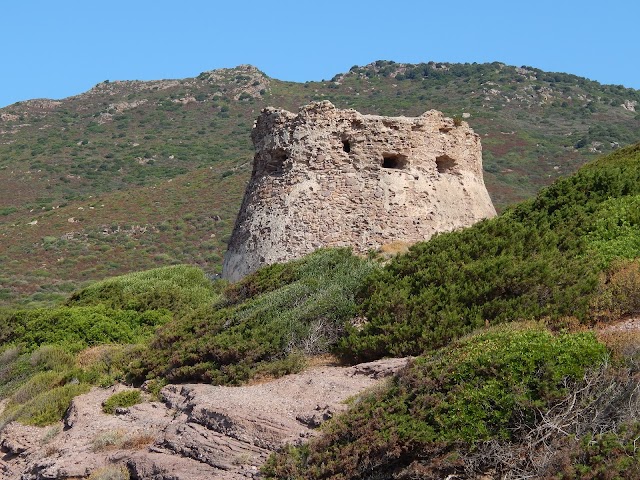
left=108, top=100, right=148, bottom=113
left=622, top=99, right=637, bottom=112
left=126, top=452, right=227, bottom=480
left=171, top=96, right=197, bottom=105
left=0, top=113, right=19, bottom=122
left=20, top=100, right=62, bottom=111
left=223, top=101, right=496, bottom=281
left=0, top=423, right=41, bottom=455
left=349, top=357, right=411, bottom=379
left=0, top=358, right=409, bottom=479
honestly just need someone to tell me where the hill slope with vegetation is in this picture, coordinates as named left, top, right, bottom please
left=341, top=143, right=640, bottom=360
left=264, top=144, right=640, bottom=479
left=1, top=145, right=640, bottom=478
left=1, top=61, right=639, bottom=305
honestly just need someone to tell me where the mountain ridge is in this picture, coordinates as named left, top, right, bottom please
left=1, top=60, right=639, bottom=305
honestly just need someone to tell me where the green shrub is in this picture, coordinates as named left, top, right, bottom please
left=12, top=382, right=90, bottom=426
left=555, top=425, right=640, bottom=479
left=591, top=260, right=640, bottom=322
left=586, top=194, right=640, bottom=262
left=264, top=324, right=607, bottom=479
left=1, top=305, right=170, bottom=353
left=29, top=345, right=75, bottom=371
left=128, top=249, right=378, bottom=384
left=102, top=390, right=142, bottom=414
left=341, top=144, right=640, bottom=361
left=8, top=371, right=65, bottom=405
left=75, top=344, right=142, bottom=387
left=66, top=265, right=219, bottom=315
left=0, top=346, right=37, bottom=401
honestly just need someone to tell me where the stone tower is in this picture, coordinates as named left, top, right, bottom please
left=222, top=101, right=496, bottom=281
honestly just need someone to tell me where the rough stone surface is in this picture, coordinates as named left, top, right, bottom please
left=0, top=358, right=409, bottom=479
left=223, top=101, right=496, bottom=281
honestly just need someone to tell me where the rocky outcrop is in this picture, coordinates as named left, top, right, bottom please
left=223, top=101, right=496, bottom=281
left=0, top=358, right=409, bottom=479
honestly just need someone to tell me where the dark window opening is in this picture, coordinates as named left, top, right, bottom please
left=342, top=140, right=351, bottom=153
left=436, top=154, right=456, bottom=174
left=265, top=149, right=288, bottom=175
left=382, top=154, right=407, bottom=169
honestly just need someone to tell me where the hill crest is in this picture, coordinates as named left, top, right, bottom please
left=1, top=60, right=639, bottom=304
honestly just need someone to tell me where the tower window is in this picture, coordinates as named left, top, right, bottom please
left=265, top=149, right=288, bottom=175
left=382, top=154, right=407, bottom=169
left=436, top=155, right=456, bottom=174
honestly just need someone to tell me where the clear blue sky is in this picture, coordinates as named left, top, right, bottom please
left=1, top=0, right=638, bottom=108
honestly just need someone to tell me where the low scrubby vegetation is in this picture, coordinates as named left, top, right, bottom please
left=66, top=264, right=220, bottom=315
left=2, top=145, right=640, bottom=476
left=102, top=390, right=142, bottom=414
left=0, top=265, right=212, bottom=427
left=265, top=323, right=640, bottom=479
left=341, top=144, right=640, bottom=361
left=0, top=251, right=377, bottom=424
left=128, top=248, right=378, bottom=384
left=1, top=305, right=170, bottom=353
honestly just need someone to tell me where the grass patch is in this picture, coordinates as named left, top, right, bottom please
left=92, top=428, right=154, bottom=452
left=8, top=382, right=90, bottom=427
left=87, top=465, right=130, bottom=480
left=102, top=390, right=142, bottom=414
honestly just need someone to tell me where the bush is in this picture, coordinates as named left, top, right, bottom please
left=66, top=265, right=219, bottom=315
left=553, top=425, right=640, bottom=479
left=341, top=144, right=640, bottom=361
left=584, top=194, right=640, bottom=263
left=10, top=383, right=90, bottom=426
left=30, top=345, right=75, bottom=371
left=1, top=305, right=170, bottom=353
left=75, top=344, right=141, bottom=387
left=590, top=260, right=640, bottom=322
left=102, top=390, right=142, bottom=414
left=263, top=324, right=608, bottom=479
left=128, top=249, right=378, bottom=384
left=9, top=371, right=65, bottom=405
left=0, top=346, right=29, bottom=397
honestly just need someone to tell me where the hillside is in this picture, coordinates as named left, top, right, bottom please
left=1, top=144, right=640, bottom=479
left=1, top=61, right=640, bottom=304
left=262, top=144, right=640, bottom=479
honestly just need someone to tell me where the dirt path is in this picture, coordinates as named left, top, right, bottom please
left=598, top=316, right=640, bottom=333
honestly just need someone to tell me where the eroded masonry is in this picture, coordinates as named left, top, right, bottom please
left=223, top=101, right=496, bottom=281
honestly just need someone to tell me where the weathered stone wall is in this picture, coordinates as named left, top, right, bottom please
left=223, top=101, right=496, bottom=281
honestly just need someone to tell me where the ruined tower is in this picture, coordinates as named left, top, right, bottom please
left=222, top=101, right=496, bottom=281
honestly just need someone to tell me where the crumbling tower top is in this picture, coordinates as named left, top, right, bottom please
left=223, top=101, right=496, bottom=281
